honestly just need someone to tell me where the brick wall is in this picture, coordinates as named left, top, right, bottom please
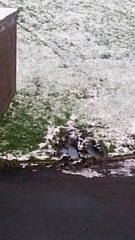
left=0, top=9, right=18, bottom=117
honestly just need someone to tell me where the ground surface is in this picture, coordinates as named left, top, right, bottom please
left=0, top=0, right=135, bottom=156
left=0, top=168, right=135, bottom=240
left=1, top=3, right=135, bottom=239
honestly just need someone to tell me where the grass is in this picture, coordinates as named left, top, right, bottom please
left=0, top=89, right=48, bottom=153
left=0, top=84, right=112, bottom=156
left=0, top=86, right=76, bottom=155
left=100, top=53, right=111, bottom=59
left=1, top=0, right=133, bottom=159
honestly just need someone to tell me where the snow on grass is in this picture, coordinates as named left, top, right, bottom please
left=1, top=0, right=135, bottom=158
left=0, top=84, right=92, bottom=155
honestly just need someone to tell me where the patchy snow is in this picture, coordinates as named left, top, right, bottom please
left=14, top=0, right=135, bottom=150
left=63, top=168, right=104, bottom=178
left=108, top=159, right=135, bottom=177
left=63, top=159, right=135, bottom=178
left=1, top=0, right=135, bottom=158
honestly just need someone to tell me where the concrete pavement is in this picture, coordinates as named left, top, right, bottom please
left=0, top=168, right=135, bottom=240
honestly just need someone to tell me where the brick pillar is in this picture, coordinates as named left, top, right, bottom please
left=0, top=8, right=19, bottom=117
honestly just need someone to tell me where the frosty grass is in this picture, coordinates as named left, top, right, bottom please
left=1, top=0, right=135, bottom=160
